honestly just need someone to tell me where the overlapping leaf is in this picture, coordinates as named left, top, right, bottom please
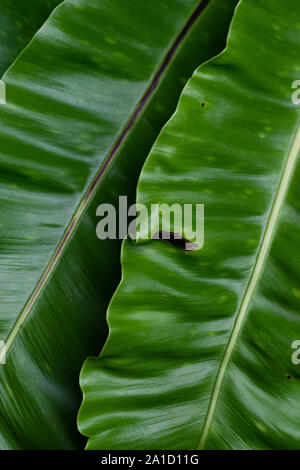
left=79, top=0, right=300, bottom=450
left=0, top=0, right=62, bottom=75
left=0, top=0, right=237, bottom=449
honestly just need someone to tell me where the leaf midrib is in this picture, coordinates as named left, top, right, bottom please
left=198, top=120, right=300, bottom=449
left=0, top=0, right=211, bottom=363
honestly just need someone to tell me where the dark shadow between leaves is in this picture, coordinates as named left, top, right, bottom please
left=152, top=231, right=198, bottom=251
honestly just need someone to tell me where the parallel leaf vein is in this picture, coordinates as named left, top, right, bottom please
left=198, top=121, right=300, bottom=449
left=0, top=0, right=210, bottom=364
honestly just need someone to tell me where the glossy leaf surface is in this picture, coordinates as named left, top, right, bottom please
left=0, top=0, right=62, bottom=75
left=79, top=0, right=300, bottom=450
left=0, top=0, right=238, bottom=449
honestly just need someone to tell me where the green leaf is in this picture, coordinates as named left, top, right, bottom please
left=0, top=0, right=62, bottom=75
left=0, top=0, right=238, bottom=449
left=79, top=0, right=300, bottom=450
